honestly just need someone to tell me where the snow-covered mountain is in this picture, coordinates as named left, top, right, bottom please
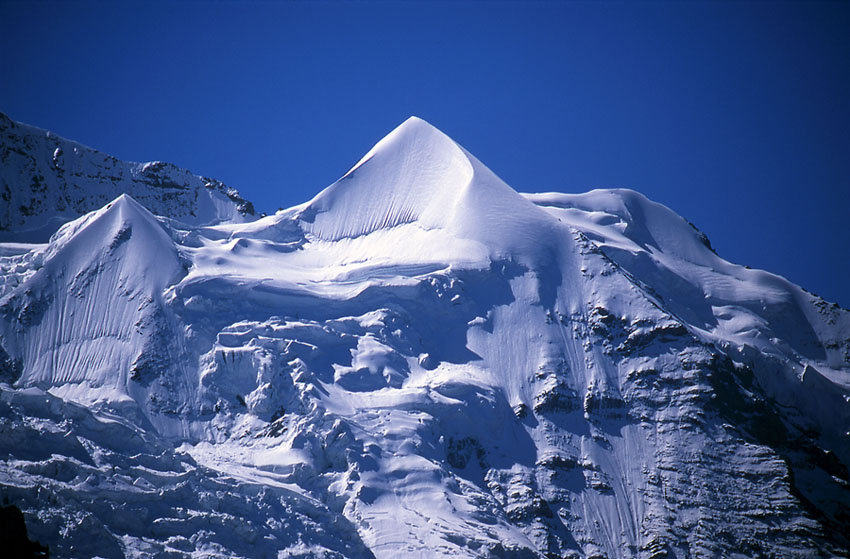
left=0, top=112, right=255, bottom=243
left=1, top=116, right=848, bottom=559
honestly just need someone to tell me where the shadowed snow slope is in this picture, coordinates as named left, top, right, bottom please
left=1, top=117, right=849, bottom=559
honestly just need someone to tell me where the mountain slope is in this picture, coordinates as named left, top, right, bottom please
left=1, top=194, right=187, bottom=417
left=0, top=112, right=255, bottom=242
left=1, top=117, right=848, bottom=559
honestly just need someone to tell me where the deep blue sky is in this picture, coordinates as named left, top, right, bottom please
left=2, top=1, right=848, bottom=306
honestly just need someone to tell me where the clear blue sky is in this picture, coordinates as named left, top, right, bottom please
left=2, top=1, right=848, bottom=307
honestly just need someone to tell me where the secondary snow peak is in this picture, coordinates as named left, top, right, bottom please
left=46, top=193, right=175, bottom=268
left=0, top=192, right=186, bottom=405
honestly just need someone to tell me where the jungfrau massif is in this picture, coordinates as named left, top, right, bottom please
left=1, top=115, right=848, bottom=558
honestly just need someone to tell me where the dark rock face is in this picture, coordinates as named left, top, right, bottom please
left=0, top=505, right=49, bottom=559
left=0, top=112, right=254, bottom=242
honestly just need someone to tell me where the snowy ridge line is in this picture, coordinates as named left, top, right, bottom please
left=0, top=112, right=256, bottom=243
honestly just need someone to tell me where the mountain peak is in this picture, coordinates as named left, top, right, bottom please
left=301, top=117, right=549, bottom=249
left=48, top=193, right=163, bottom=251
left=301, top=118, right=475, bottom=241
left=2, top=191, right=184, bottom=405
left=386, top=115, right=443, bottom=141
left=338, top=115, right=467, bottom=182
left=395, top=114, right=435, bottom=132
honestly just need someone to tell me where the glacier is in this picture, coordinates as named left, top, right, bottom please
left=1, top=115, right=848, bottom=558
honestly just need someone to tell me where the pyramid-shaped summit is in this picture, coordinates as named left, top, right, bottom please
left=301, top=116, right=549, bottom=244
